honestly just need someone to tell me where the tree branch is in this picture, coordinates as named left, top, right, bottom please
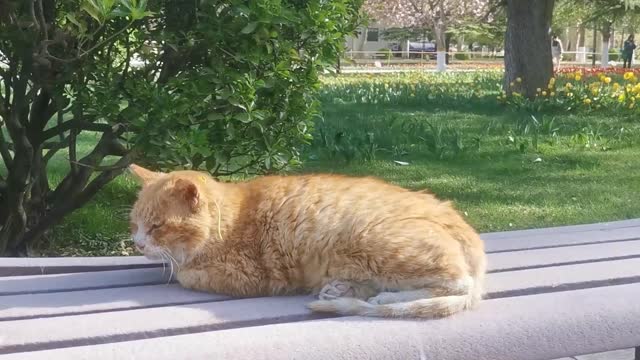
left=69, top=128, right=78, bottom=173
left=36, top=0, right=48, bottom=40
left=68, top=160, right=130, bottom=172
left=47, top=124, right=127, bottom=204
left=46, top=22, right=134, bottom=64
left=28, top=89, right=55, bottom=138
left=42, top=137, right=69, bottom=163
left=0, top=125, right=12, bottom=168
left=1, top=67, right=10, bottom=116
left=40, top=118, right=107, bottom=140
left=22, top=153, right=132, bottom=247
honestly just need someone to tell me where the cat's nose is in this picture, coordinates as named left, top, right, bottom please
left=134, top=239, right=146, bottom=251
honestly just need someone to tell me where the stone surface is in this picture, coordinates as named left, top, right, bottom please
left=1, top=219, right=640, bottom=359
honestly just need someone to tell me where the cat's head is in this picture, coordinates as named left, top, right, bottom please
left=128, top=164, right=214, bottom=264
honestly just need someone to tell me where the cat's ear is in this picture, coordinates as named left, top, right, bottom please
left=173, top=178, right=200, bottom=210
left=129, top=164, right=162, bottom=185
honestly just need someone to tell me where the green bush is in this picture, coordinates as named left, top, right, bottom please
left=0, top=0, right=363, bottom=255
left=609, top=48, right=620, bottom=61
left=454, top=53, right=470, bottom=61
left=135, top=0, right=364, bottom=175
left=377, top=48, right=392, bottom=60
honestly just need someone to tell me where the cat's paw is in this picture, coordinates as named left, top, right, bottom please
left=318, top=280, right=355, bottom=300
left=367, top=292, right=397, bottom=305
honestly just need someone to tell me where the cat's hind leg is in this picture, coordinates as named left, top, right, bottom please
left=318, top=280, right=354, bottom=300
left=309, top=274, right=480, bottom=318
left=317, top=279, right=377, bottom=300
left=367, top=275, right=473, bottom=305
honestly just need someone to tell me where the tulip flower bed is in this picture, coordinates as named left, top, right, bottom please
left=500, top=69, right=640, bottom=113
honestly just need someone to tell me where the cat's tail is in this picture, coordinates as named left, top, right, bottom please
left=307, top=278, right=482, bottom=318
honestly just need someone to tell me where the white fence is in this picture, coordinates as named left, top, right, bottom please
left=340, top=49, right=632, bottom=71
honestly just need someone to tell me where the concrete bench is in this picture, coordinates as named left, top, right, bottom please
left=2, top=220, right=640, bottom=359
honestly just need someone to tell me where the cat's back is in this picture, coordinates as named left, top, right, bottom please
left=245, top=174, right=463, bottom=229
left=241, top=174, right=483, bottom=289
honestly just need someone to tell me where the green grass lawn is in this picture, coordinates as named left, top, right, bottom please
left=32, top=72, right=640, bottom=255
left=306, top=103, right=640, bottom=232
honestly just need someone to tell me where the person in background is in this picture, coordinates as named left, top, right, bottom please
left=551, top=35, right=564, bottom=71
left=622, top=34, right=636, bottom=69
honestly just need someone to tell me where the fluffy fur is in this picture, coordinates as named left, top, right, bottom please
left=129, top=164, right=486, bottom=318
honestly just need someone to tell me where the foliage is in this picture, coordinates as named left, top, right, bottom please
left=552, top=0, right=591, bottom=31
left=0, top=0, right=363, bottom=255
left=380, top=27, right=433, bottom=42
left=448, top=16, right=506, bottom=49
left=362, top=0, right=494, bottom=48
left=133, top=0, right=364, bottom=174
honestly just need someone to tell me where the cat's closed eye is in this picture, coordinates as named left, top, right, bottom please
left=148, top=223, right=164, bottom=233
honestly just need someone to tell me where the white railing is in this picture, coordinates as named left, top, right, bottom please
left=340, top=49, right=628, bottom=68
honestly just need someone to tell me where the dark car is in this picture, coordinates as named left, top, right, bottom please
left=389, top=43, right=402, bottom=57
left=408, top=41, right=437, bottom=59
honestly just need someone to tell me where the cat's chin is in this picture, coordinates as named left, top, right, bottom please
left=143, top=252, right=164, bottom=261
left=137, top=248, right=165, bottom=261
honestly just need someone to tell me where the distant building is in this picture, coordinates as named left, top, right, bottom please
left=345, top=25, right=396, bottom=53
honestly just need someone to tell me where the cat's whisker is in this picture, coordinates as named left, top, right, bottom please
left=158, top=249, right=170, bottom=282
left=160, top=252, right=167, bottom=277
left=168, top=260, right=174, bottom=285
left=161, top=249, right=181, bottom=284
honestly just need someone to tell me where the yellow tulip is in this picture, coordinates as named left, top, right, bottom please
left=583, top=98, right=592, bottom=105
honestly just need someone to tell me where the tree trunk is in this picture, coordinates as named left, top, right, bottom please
left=445, top=33, right=452, bottom=65
left=357, top=28, right=368, bottom=54
left=504, top=0, right=555, bottom=98
left=578, top=24, right=586, bottom=47
left=601, top=21, right=612, bottom=67
left=433, top=21, right=447, bottom=72
left=592, top=25, right=597, bottom=66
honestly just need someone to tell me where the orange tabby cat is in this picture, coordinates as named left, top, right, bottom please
left=129, top=164, right=486, bottom=318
